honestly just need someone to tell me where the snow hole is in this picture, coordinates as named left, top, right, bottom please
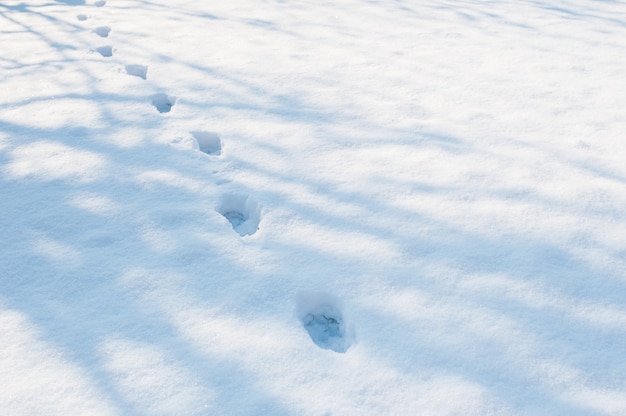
left=77, top=14, right=88, bottom=21
left=151, top=93, right=176, bottom=113
left=192, top=131, right=222, bottom=155
left=297, top=292, right=353, bottom=353
left=95, top=46, right=112, bottom=57
left=217, top=194, right=261, bottom=236
left=126, top=64, right=148, bottom=80
left=94, top=0, right=106, bottom=6
left=94, top=26, right=110, bottom=38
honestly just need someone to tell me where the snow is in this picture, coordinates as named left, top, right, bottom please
left=1, top=0, right=626, bottom=414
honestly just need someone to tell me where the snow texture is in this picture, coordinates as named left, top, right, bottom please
left=2, top=0, right=626, bottom=415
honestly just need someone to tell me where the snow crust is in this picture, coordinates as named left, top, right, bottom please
left=1, top=0, right=626, bottom=414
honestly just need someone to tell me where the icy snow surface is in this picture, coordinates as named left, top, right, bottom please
left=2, top=0, right=626, bottom=415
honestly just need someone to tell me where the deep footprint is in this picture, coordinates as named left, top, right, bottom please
left=95, top=45, right=113, bottom=57
left=217, top=194, right=261, bottom=236
left=94, top=26, right=111, bottom=37
left=151, top=93, right=176, bottom=113
left=126, top=64, right=148, bottom=80
left=223, top=211, right=245, bottom=227
left=297, top=292, right=352, bottom=353
left=192, top=131, right=221, bottom=155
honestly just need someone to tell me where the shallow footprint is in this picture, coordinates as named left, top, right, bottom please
left=94, top=26, right=111, bottom=37
left=126, top=64, right=148, bottom=80
left=95, top=45, right=112, bottom=57
left=151, top=93, right=175, bottom=113
left=77, top=14, right=88, bottom=21
left=94, top=0, right=106, bottom=6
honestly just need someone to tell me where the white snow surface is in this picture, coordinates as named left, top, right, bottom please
left=2, top=0, right=626, bottom=415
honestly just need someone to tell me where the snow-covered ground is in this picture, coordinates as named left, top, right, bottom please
left=2, top=0, right=626, bottom=414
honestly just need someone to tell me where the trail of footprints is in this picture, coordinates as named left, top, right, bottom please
left=74, top=0, right=350, bottom=352
left=78, top=2, right=113, bottom=57
left=77, top=0, right=258, bottom=236
left=79, top=1, right=175, bottom=111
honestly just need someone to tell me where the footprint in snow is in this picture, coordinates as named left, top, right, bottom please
left=151, top=93, right=176, bottom=113
left=93, top=26, right=111, bottom=37
left=297, top=292, right=353, bottom=353
left=77, top=14, right=88, bottom=21
left=126, top=64, right=148, bottom=80
left=95, top=45, right=113, bottom=57
left=217, top=194, right=261, bottom=236
left=94, top=0, right=106, bottom=6
left=192, top=131, right=222, bottom=155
